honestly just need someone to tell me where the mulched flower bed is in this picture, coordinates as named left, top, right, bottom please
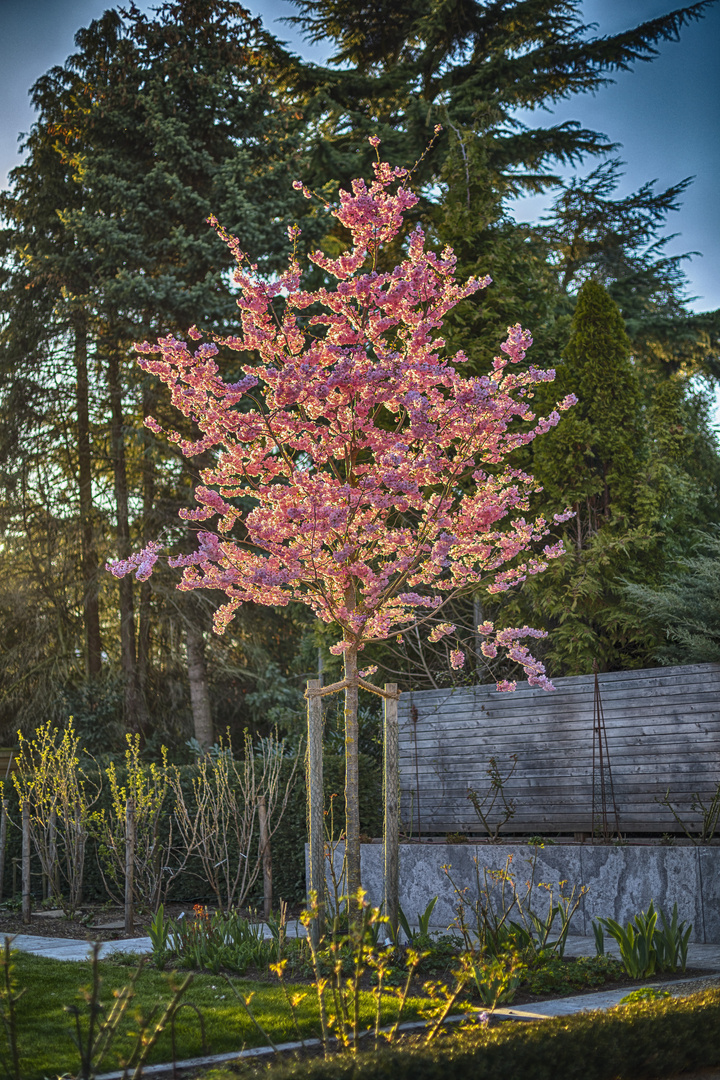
left=0, top=901, right=220, bottom=941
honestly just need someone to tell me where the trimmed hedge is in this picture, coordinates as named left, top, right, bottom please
left=263, top=989, right=720, bottom=1080
left=0, top=752, right=382, bottom=907
left=272, top=752, right=382, bottom=905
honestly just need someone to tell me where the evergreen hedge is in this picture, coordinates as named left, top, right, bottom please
left=264, top=989, right=720, bottom=1080
left=0, top=752, right=382, bottom=907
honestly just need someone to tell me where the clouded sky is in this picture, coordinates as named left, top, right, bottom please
left=1, top=0, right=718, bottom=313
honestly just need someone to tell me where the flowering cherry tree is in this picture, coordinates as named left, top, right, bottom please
left=110, top=138, right=575, bottom=897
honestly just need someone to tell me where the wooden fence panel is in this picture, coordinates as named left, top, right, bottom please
left=397, top=662, right=720, bottom=835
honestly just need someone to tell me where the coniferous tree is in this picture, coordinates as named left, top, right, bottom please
left=285, top=1, right=719, bottom=380
left=625, top=530, right=720, bottom=666
left=494, top=281, right=650, bottom=673
left=540, top=160, right=720, bottom=379
left=0, top=0, right=313, bottom=739
left=498, top=282, right=720, bottom=675
left=535, top=280, right=642, bottom=539
left=287, top=0, right=714, bottom=189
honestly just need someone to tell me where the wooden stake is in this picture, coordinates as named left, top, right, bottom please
left=48, top=808, right=57, bottom=903
left=124, top=797, right=135, bottom=935
left=383, top=683, right=399, bottom=938
left=258, top=795, right=272, bottom=921
left=0, top=799, right=8, bottom=904
left=306, top=678, right=324, bottom=944
left=21, top=801, right=31, bottom=925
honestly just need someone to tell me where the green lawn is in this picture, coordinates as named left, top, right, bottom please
left=4, top=951, right=425, bottom=1079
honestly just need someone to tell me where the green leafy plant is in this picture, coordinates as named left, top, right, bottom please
left=298, top=890, right=468, bottom=1054
left=656, top=903, right=692, bottom=973
left=525, top=954, right=624, bottom=996
left=619, top=987, right=671, bottom=1005
left=92, top=735, right=189, bottom=912
left=12, top=721, right=100, bottom=915
left=148, top=904, right=172, bottom=969
left=595, top=900, right=691, bottom=979
left=164, top=905, right=278, bottom=976
left=446, top=850, right=586, bottom=960
left=301, top=892, right=399, bottom=1053
left=595, top=908, right=657, bottom=979
left=471, top=951, right=525, bottom=1007
left=171, top=731, right=299, bottom=913
left=398, top=896, right=438, bottom=943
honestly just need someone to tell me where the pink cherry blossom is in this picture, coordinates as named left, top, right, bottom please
left=109, top=150, right=575, bottom=694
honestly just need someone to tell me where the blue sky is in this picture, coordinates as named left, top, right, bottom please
left=1, top=0, right=718, bottom=313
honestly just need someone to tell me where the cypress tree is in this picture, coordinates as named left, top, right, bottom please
left=500, top=282, right=648, bottom=674
left=535, top=279, right=641, bottom=537
left=498, top=282, right=720, bottom=675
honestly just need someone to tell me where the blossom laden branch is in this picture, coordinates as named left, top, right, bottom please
left=107, top=137, right=577, bottom=692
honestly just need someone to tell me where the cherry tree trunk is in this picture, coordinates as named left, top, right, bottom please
left=186, top=620, right=214, bottom=750
left=343, top=646, right=361, bottom=903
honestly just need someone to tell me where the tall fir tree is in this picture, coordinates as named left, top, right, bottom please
left=285, top=1, right=719, bottom=379
left=0, top=0, right=313, bottom=738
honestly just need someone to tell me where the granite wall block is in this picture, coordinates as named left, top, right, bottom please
left=307, top=842, right=720, bottom=943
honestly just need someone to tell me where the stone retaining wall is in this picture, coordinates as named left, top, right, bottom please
left=310, top=842, right=720, bottom=944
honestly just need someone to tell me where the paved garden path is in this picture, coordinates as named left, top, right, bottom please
left=3, top=917, right=308, bottom=962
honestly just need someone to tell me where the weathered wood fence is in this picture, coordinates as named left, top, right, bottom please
left=398, top=662, right=720, bottom=836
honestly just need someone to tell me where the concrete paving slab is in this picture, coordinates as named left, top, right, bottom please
left=4, top=934, right=152, bottom=961
left=1, top=923, right=310, bottom=962
left=98, top=937, right=153, bottom=956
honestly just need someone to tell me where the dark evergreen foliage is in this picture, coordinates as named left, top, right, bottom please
left=495, top=283, right=720, bottom=676
left=1, top=0, right=720, bottom=739
left=625, top=529, right=720, bottom=665
left=0, top=1, right=313, bottom=737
